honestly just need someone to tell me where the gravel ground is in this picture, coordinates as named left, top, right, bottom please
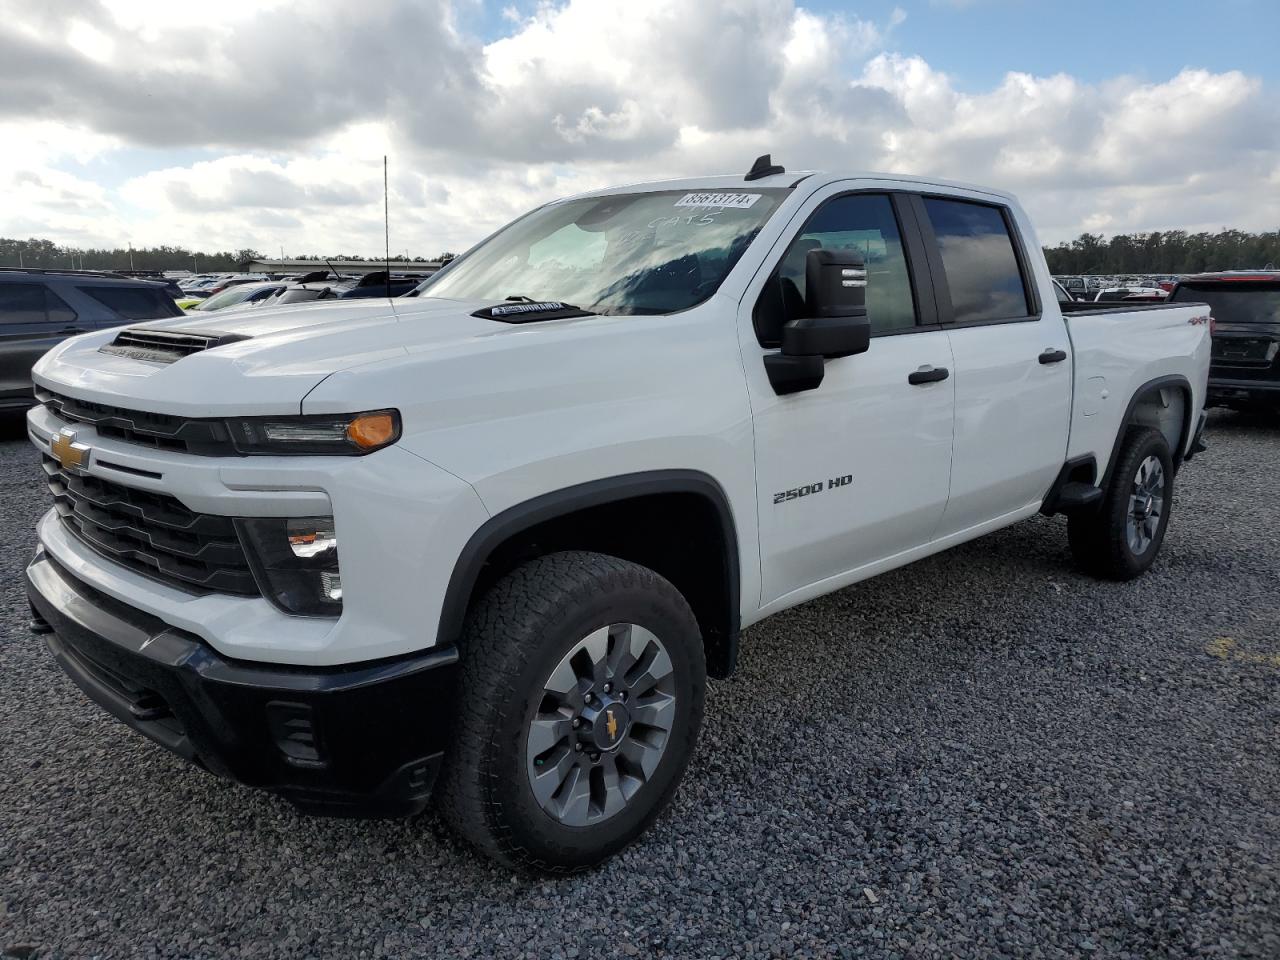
left=1, top=410, right=1278, bottom=959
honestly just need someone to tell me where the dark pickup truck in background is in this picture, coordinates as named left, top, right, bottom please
left=1170, top=272, right=1280, bottom=415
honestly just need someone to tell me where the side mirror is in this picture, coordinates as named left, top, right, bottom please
left=765, top=249, right=871, bottom=395
left=780, top=315, right=871, bottom=359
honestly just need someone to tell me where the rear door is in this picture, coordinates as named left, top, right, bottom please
left=0, top=282, right=83, bottom=405
left=741, top=187, right=955, bottom=605
left=910, top=195, right=1073, bottom=537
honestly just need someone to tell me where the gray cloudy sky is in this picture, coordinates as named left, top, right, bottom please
left=3, top=0, right=1278, bottom=255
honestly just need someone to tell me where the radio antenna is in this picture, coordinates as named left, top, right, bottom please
left=384, top=155, right=391, bottom=299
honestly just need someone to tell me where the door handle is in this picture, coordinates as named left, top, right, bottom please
left=1039, top=348, right=1068, bottom=364
left=908, top=365, right=949, bottom=385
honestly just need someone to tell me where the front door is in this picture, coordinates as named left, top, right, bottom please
left=740, top=188, right=956, bottom=607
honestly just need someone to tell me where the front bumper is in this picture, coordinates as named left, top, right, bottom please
left=27, top=548, right=459, bottom=816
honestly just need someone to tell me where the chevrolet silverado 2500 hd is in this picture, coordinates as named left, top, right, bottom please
left=26, top=158, right=1211, bottom=872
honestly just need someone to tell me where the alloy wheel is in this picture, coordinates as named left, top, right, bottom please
left=1127, top=454, right=1166, bottom=555
left=525, top=623, right=677, bottom=827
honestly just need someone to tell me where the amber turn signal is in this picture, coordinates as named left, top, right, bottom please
left=346, top=411, right=398, bottom=449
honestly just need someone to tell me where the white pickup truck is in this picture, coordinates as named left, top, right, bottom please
left=26, top=157, right=1211, bottom=873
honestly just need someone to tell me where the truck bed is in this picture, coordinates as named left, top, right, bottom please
left=1059, top=300, right=1186, bottom=315
left=1061, top=300, right=1212, bottom=478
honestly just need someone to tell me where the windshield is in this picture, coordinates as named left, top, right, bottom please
left=192, top=285, right=260, bottom=311
left=1171, top=282, right=1280, bottom=324
left=417, top=188, right=788, bottom=316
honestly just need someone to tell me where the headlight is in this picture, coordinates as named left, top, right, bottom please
left=237, top=516, right=342, bottom=616
left=225, top=410, right=400, bottom=455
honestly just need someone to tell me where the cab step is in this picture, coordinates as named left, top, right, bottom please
left=1056, top=481, right=1103, bottom=512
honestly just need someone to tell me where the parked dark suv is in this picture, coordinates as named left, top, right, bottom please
left=1169, top=271, right=1280, bottom=414
left=0, top=268, right=182, bottom=410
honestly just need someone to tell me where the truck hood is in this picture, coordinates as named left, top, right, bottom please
left=33, top=297, right=528, bottom=416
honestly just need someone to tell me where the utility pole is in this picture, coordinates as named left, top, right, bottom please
left=128, top=243, right=135, bottom=271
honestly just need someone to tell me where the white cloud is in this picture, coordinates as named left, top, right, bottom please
left=0, top=0, right=1275, bottom=254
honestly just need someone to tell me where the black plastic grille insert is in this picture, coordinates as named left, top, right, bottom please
left=43, top=456, right=259, bottom=596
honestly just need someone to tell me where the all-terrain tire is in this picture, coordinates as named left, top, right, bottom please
left=436, top=551, right=705, bottom=873
left=1068, top=426, right=1174, bottom=581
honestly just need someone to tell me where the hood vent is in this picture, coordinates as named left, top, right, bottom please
left=100, top=328, right=251, bottom=364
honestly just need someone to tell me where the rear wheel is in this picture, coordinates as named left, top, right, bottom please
left=437, top=551, right=705, bottom=873
left=1068, top=426, right=1173, bottom=581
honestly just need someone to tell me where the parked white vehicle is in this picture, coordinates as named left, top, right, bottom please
left=26, top=158, right=1211, bottom=872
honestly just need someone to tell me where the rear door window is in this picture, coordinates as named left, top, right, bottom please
left=0, top=283, right=52, bottom=323
left=79, top=285, right=182, bottom=321
left=922, top=198, right=1031, bottom=324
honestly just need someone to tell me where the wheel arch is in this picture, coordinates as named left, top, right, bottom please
left=1100, top=374, right=1194, bottom=491
left=438, top=470, right=742, bottom=678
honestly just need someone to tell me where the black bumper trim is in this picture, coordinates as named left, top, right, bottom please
left=1207, top=377, right=1280, bottom=405
left=26, top=549, right=459, bottom=817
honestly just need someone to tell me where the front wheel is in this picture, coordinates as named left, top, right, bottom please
left=437, top=551, right=705, bottom=873
left=1068, top=426, right=1174, bottom=581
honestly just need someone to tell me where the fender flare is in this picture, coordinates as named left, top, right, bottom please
left=436, top=470, right=742, bottom=675
left=1100, top=374, right=1194, bottom=491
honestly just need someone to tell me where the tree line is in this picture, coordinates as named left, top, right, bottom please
left=7, top=229, right=1278, bottom=277
left=0, top=238, right=456, bottom=272
left=1043, top=229, right=1280, bottom=276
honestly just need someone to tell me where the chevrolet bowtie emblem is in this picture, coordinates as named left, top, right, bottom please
left=50, top=428, right=90, bottom=474
left=605, top=708, right=618, bottom=743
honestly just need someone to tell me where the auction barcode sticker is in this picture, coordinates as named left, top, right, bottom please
left=673, top=192, right=762, bottom=209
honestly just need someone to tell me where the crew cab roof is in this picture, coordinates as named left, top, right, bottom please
left=558, top=170, right=1018, bottom=205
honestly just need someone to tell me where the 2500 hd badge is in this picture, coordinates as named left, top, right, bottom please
left=774, top=473, right=854, bottom=504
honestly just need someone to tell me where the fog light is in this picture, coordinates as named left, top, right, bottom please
left=287, top=519, right=337, bottom=559
left=237, top=516, right=342, bottom=617
left=320, top=570, right=343, bottom=602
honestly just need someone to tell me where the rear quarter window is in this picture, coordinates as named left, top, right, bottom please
left=78, top=285, right=182, bottom=321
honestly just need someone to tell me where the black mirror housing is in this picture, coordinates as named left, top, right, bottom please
left=781, top=315, right=871, bottom=359
left=805, top=248, right=867, bottom=319
left=780, top=248, right=872, bottom=358
left=764, top=247, right=872, bottom=395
